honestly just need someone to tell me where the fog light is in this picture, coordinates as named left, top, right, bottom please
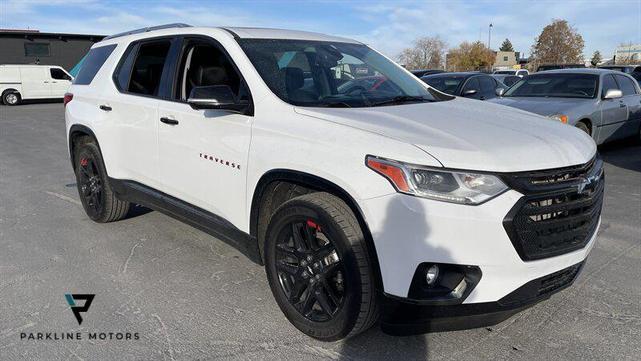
left=425, top=264, right=440, bottom=286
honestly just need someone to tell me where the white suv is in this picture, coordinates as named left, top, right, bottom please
left=65, top=24, right=603, bottom=340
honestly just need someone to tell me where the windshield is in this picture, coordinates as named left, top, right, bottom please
left=422, top=75, right=465, bottom=94
left=238, top=39, right=441, bottom=107
left=504, top=73, right=599, bottom=98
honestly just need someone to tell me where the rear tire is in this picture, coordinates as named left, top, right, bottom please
left=2, top=91, right=20, bottom=106
left=264, top=192, right=379, bottom=341
left=73, top=137, right=130, bottom=222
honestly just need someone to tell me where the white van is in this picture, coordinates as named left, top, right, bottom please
left=0, top=64, right=73, bottom=105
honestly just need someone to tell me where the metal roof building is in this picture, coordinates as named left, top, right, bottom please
left=0, top=29, right=105, bottom=71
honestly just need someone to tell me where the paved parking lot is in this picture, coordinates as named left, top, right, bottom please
left=1, top=103, right=640, bottom=360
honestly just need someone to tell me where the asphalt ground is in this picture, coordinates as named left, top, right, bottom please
left=1, top=102, right=640, bottom=360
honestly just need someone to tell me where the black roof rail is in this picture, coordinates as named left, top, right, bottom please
left=103, top=23, right=192, bottom=41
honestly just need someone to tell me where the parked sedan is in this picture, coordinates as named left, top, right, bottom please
left=599, top=65, right=641, bottom=83
left=493, top=69, right=529, bottom=77
left=491, top=74, right=521, bottom=87
left=489, top=69, right=641, bottom=144
left=411, top=69, right=445, bottom=77
left=421, top=72, right=507, bottom=100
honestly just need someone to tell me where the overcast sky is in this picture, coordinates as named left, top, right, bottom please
left=2, top=0, right=640, bottom=60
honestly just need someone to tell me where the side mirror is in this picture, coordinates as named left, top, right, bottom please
left=462, top=89, right=477, bottom=97
left=495, top=87, right=505, bottom=97
left=187, top=85, right=248, bottom=111
left=602, top=89, right=623, bottom=100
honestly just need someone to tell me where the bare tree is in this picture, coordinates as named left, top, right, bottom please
left=398, top=36, right=447, bottom=70
left=530, top=19, right=584, bottom=66
left=447, top=41, right=495, bottom=71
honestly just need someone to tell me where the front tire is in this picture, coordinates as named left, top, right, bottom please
left=264, top=192, right=379, bottom=341
left=73, top=137, right=130, bottom=222
left=2, top=91, right=20, bottom=105
left=575, top=122, right=590, bottom=135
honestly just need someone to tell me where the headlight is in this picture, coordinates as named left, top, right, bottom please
left=366, top=156, right=508, bottom=205
left=549, top=114, right=568, bottom=124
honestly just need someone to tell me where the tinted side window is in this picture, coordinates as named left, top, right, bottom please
left=479, top=76, right=496, bottom=94
left=50, top=68, right=71, bottom=80
left=128, top=41, right=171, bottom=96
left=114, top=45, right=138, bottom=91
left=614, top=75, right=637, bottom=96
left=462, top=77, right=481, bottom=96
left=601, top=75, right=618, bottom=97
left=176, top=40, right=243, bottom=101
left=74, top=44, right=117, bottom=85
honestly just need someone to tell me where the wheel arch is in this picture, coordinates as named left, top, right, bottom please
left=1, top=87, right=20, bottom=95
left=68, top=124, right=102, bottom=170
left=577, top=118, right=593, bottom=136
left=250, top=169, right=384, bottom=290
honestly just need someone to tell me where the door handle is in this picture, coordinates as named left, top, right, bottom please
left=160, top=117, right=179, bottom=125
left=52, top=81, right=57, bottom=83
left=99, top=105, right=112, bottom=111
left=44, top=81, right=49, bottom=83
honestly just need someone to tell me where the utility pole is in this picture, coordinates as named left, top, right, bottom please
left=488, top=23, right=493, bottom=49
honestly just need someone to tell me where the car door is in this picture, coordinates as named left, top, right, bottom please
left=105, top=38, right=175, bottom=189
left=156, top=36, right=253, bottom=228
left=461, top=76, right=482, bottom=99
left=614, top=74, right=641, bottom=136
left=598, top=74, right=628, bottom=143
left=48, top=67, right=73, bottom=97
left=19, top=67, right=50, bottom=98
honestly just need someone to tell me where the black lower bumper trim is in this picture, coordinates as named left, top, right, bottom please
left=380, top=261, right=585, bottom=335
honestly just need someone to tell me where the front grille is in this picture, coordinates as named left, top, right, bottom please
left=503, top=157, right=604, bottom=261
left=538, top=262, right=583, bottom=296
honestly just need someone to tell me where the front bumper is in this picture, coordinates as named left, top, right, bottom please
left=380, top=261, right=585, bottom=335
left=360, top=191, right=599, bottom=302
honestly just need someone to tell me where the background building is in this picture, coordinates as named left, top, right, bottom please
left=494, top=51, right=519, bottom=69
left=0, top=29, right=104, bottom=71
left=615, top=44, right=641, bottom=63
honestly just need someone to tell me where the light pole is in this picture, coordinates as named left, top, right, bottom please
left=488, top=23, right=493, bottom=49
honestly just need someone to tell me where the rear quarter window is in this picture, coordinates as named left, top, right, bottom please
left=73, top=44, right=117, bottom=85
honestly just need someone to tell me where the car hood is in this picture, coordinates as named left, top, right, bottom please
left=488, top=97, right=594, bottom=116
left=294, top=98, right=596, bottom=172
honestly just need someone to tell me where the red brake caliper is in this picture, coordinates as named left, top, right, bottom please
left=80, top=158, right=88, bottom=167
left=306, top=220, right=321, bottom=231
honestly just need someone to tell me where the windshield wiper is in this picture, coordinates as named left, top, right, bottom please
left=370, top=95, right=431, bottom=106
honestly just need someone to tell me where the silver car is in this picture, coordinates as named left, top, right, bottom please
left=489, top=69, right=641, bottom=145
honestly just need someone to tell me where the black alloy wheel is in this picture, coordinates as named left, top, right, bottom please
left=274, top=218, right=345, bottom=322
left=73, top=137, right=130, bottom=223
left=264, top=193, right=379, bottom=341
left=77, top=154, right=104, bottom=219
